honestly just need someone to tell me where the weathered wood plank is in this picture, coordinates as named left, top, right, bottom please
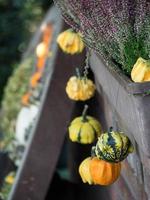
left=90, top=52, right=150, bottom=157
left=8, top=7, right=85, bottom=200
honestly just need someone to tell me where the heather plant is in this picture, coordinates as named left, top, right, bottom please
left=54, top=0, right=150, bottom=75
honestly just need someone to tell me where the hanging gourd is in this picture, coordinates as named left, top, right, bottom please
left=93, top=127, right=134, bottom=163
left=79, top=157, right=121, bottom=186
left=68, top=105, right=102, bottom=144
left=57, top=29, right=85, bottom=54
left=90, top=157, right=121, bottom=185
left=66, top=68, right=96, bottom=101
left=131, top=57, right=150, bottom=82
left=36, top=42, right=48, bottom=58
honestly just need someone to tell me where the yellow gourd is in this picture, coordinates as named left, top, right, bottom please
left=66, top=72, right=96, bottom=101
left=57, top=29, right=85, bottom=54
left=5, top=172, right=15, bottom=185
left=68, top=105, right=101, bottom=144
left=131, top=57, right=150, bottom=82
left=79, top=157, right=93, bottom=184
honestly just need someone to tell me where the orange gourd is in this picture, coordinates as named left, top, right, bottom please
left=79, top=157, right=93, bottom=184
left=90, top=157, right=121, bottom=185
left=42, top=24, right=53, bottom=45
left=22, top=92, right=31, bottom=106
left=79, top=157, right=121, bottom=186
left=37, top=57, right=46, bottom=69
left=30, top=72, right=42, bottom=88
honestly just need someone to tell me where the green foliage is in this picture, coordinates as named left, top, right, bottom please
left=0, top=182, right=12, bottom=200
left=0, top=0, right=52, bottom=102
left=0, top=172, right=16, bottom=200
left=0, top=56, right=34, bottom=144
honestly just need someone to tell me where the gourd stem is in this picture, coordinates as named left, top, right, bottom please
left=75, top=67, right=81, bottom=79
left=91, top=146, right=96, bottom=158
left=68, top=28, right=73, bottom=32
left=82, top=105, right=88, bottom=122
left=108, top=127, right=113, bottom=136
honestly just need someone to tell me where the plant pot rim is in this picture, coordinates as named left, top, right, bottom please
left=92, top=53, right=150, bottom=96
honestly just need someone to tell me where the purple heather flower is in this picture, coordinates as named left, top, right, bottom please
left=54, top=0, right=150, bottom=74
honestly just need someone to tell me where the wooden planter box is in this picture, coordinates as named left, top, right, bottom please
left=90, top=53, right=150, bottom=157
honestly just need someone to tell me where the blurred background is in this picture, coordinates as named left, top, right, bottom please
left=0, top=1, right=54, bottom=199
left=0, top=0, right=52, bottom=102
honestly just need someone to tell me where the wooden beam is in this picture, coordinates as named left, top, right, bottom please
left=8, top=7, right=85, bottom=200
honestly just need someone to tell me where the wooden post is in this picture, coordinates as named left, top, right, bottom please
left=8, top=7, right=85, bottom=200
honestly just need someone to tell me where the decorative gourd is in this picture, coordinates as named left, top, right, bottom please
left=42, top=23, right=53, bottom=45
left=30, top=72, right=42, bottom=88
left=16, top=105, right=38, bottom=146
left=93, top=127, right=134, bottom=163
left=57, top=29, right=85, bottom=54
left=22, top=92, right=31, bottom=106
left=79, top=157, right=93, bottom=184
left=37, top=57, right=46, bottom=69
left=79, top=157, right=121, bottom=186
left=36, top=42, right=48, bottom=58
left=66, top=69, right=96, bottom=101
left=89, top=157, right=121, bottom=185
left=69, top=105, right=101, bottom=144
left=5, top=173, right=15, bottom=185
left=131, top=57, right=150, bottom=82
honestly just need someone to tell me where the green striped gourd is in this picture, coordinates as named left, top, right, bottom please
left=68, top=105, right=102, bottom=144
left=93, top=127, right=134, bottom=163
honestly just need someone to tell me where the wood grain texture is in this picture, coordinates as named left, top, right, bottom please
left=90, top=52, right=150, bottom=157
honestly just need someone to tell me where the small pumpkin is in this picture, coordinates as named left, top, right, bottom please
left=90, top=157, right=121, bottom=185
left=93, top=127, right=134, bottom=163
left=79, top=157, right=121, bottom=186
left=30, top=71, right=42, bottom=88
left=68, top=105, right=101, bottom=144
left=22, top=92, right=31, bottom=106
left=66, top=69, right=96, bottom=101
left=57, top=29, right=85, bottom=54
left=5, top=173, right=15, bottom=185
left=37, top=57, right=46, bottom=69
left=131, top=57, right=150, bottom=82
left=42, top=23, right=53, bottom=45
left=36, top=42, right=48, bottom=58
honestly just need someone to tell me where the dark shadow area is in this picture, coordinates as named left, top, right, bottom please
left=46, top=172, right=110, bottom=200
left=0, top=151, right=16, bottom=187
